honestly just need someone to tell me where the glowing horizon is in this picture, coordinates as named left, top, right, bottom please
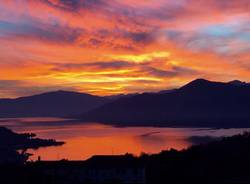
left=1, top=0, right=250, bottom=98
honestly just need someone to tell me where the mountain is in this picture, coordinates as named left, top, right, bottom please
left=104, top=93, right=139, bottom=100
left=81, top=79, right=250, bottom=127
left=157, top=89, right=177, bottom=94
left=0, top=90, right=109, bottom=118
left=227, top=80, right=250, bottom=86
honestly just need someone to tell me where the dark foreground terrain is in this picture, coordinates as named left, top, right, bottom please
left=0, top=127, right=64, bottom=164
left=1, top=128, right=250, bottom=184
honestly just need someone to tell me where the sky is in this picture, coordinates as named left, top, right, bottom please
left=1, top=0, right=250, bottom=98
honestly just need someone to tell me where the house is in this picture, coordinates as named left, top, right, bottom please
left=29, top=154, right=146, bottom=184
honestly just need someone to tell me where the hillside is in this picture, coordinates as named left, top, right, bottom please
left=0, top=90, right=108, bottom=118
left=81, top=79, right=250, bottom=127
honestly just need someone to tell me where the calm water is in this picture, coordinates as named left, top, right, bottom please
left=0, top=118, right=249, bottom=161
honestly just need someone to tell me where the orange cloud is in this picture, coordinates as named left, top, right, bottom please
left=0, top=0, right=250, bottom=97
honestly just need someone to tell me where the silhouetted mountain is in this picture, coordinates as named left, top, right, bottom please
left=81, top=79, right=250, bottom=127
left=228, top=80, right=250, bottom=86
left=157, top=89, right=177, bottom=94
left=105, top=90, right=175, bottom=100
left=0, top=90, right=109, bottom=118
left=104, top=93, right=139, bottom=100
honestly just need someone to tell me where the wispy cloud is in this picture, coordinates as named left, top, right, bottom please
left=0, top=0, right=250, bottom=97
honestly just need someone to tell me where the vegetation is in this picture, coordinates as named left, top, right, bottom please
left=145, top=132, right=250, bottom=184
left=0, top=127, right=64, bottom=164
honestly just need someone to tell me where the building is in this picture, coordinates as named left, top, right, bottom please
left=30, top=154, right=146, bottom=184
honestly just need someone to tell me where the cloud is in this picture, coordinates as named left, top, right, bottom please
left=1, top=0, right=250, bottom=97
left=126, top=31, right=156, bottom=44
left=143, top=66, right=199, bottom=78
left=144, top=67, right=176, bottom=78
left=43, top=0, right=82, bottom=11
left=0, top=19, right=83, bottom=44
left=43, top=0, right=107, bottom=11
left=0, top=80, right=76, bottom=98
left=52, top=61, right=134, bottom=71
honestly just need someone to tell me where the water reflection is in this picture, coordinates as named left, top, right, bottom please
left=135, top=131, right=190, bottom=151
left=0, top=118, right=249, bottom=160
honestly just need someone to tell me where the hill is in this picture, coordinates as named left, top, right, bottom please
left=81, top=79, right=250, bottom=127
left=0, top=90, right=108, bottom=118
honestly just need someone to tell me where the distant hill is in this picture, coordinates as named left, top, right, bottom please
left=81, top=79, right=250, bottom=127
left=0, top=91, right=109, bottom=118
left=2, top=79, right=250, bottom=127
left=104, top=93, right=139, bottom=100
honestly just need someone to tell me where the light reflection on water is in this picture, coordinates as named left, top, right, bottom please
left=0, top=118, right=249, bottom=161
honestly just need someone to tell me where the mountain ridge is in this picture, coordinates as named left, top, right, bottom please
left=1, top=78, right=250, bottom=128
left=0, top=90, right=108, bottom=118
left=80, top=78, right=250, bottom=127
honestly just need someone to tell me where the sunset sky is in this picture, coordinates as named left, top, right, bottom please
left=1, top=0, right=250, bottom=98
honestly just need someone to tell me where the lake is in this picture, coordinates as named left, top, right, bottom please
left=0, top=117, right=249, bottom=161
